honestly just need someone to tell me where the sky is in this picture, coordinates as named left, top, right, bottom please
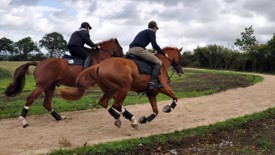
left=0, top=0, right=275, bottom=53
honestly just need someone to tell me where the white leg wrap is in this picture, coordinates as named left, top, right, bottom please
left=22, top=118, right=28, bottom=126
left=121, top=107, right=126, bottom=114
left=19, top=116, right=28, bottom=126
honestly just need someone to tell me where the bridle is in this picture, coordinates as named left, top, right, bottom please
left=161, top=51, right=183, bottom=83
left=95, top=39, right=123, bottom=63
left=164, top=52, right=183, bottom=74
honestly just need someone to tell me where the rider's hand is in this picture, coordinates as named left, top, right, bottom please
left=165, top=53, right=169, bottom=58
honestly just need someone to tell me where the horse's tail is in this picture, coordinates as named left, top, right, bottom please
left=5, top=62, right=38, bottom=97
left=59, top=66, right=99, bottom=101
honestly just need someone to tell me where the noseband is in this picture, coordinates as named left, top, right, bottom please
left=165, top=54, right=182, bottom=74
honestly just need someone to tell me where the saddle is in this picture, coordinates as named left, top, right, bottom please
left=126, top=54, right=155, bottom=75
left=63, top=54, right=83, bottom=65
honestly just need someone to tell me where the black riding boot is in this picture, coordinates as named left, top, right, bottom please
left=84, top=56, right=92, bottom=69
left=149, top=64, right=162, bottom=90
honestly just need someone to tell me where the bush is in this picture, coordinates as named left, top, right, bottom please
left=8, top=55, right=22, bottom=61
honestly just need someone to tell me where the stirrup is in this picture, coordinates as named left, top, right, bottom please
left=149, top=81, right=157, bottom=90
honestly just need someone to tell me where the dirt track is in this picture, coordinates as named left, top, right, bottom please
left=0, top=74, right=274, bottom=155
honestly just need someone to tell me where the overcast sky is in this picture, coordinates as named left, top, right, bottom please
left=0, top=0, right=274, bottom=53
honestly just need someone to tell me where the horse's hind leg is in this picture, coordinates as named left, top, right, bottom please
left=159, top=86, right=178, bottom=113
left=99, top=92, right=122, bottom=128
left=43, top=84, right=66, bottom=121
left=19, top=86, right=44, bottom=128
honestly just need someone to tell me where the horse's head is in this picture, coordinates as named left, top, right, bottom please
left=97, top=38, right=124, bottom=58
left=162, top=47, right=184, bottom=76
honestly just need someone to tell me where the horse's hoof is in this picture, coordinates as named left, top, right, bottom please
left=23, top=124, right=29, bottom=128
left=138, top=116, right=147, bottom=124
left=61, top=116, right=67, bottom=119
left=114, top=119, right=121, bottom=128
left=19, top=116, right=29, bottom=128
left=131, top=124, right=138, bottom=130
left=162, top=105, right=171, bottom=113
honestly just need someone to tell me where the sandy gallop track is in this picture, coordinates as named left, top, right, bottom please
left=0, top=74, right=275, bottom=155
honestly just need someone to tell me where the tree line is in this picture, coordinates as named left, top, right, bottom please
left=182, top=26, right=275, bottom=73
left=0, top=32, right=67, bottom=61
left=1, top=26, right=275, bottom=73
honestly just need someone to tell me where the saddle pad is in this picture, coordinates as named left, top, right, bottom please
left=126, top=54, right=153, bottom=75
left=63, top=55, right=83, bottom=65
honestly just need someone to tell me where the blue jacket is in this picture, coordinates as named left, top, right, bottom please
left=129, top=29, right=164, bottom=54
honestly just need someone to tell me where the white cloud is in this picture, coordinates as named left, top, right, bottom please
left=0, top=0, right=274, bottom=52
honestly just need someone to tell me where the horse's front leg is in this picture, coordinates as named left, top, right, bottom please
left=139, top=92, right=159, bottom=124
left=162, top=100, right=177, bottom=113
left=160, top=86, right=178, bottom=113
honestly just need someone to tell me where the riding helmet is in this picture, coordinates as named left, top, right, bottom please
left=80, top=22, right=92, bottom=30
left=148, top=21, right=159, bottom=29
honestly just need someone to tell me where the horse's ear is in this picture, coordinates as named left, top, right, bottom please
left=179, top=47, right=183, bottom=52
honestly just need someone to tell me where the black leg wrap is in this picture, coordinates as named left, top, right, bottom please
left=147, top=114, right=156, bottom=122
left=170, top=101, right=177, bottom=109
left=108, top=108, right=120, bottom=119
left=21, top=108, right=29, bottom=118
left=122, top=109, right=134, bottom=121
left=51, top=111, right=62, bottom=121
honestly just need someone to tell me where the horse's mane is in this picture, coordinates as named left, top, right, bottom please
left=97, top=38, right=116, bottom=45
left=162, top=46, right=179, bottom=51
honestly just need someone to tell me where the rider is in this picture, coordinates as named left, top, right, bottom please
left=127, top=20, right=169, bottom=90
left=67, top=22, right=100, bottom=69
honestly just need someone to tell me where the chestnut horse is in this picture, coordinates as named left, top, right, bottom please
left=5, top=38, right=124, bottom=128
left=59, top=47, right=183, bottom=129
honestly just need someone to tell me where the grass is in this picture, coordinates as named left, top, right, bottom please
left=0, top=61, right=36, bottom=73
left=0, top=67, right=11, bottom=79
left=257, top=139, right=271, bottom=149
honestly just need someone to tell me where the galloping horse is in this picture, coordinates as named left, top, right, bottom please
left=59, top=47, right=183, bottom=129
left=5, top=38, right=124, bottom=128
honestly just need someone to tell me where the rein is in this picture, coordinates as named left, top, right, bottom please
left=160, top=54, right=176, bottom=83
left=159, top=52, right=182, bottom=83
left=162, top=65, right=174, bottom=83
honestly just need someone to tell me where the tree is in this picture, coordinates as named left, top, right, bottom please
left=39, top=32, right=67, bottom=58
left=234, top=26, right=259, bottom=71
left=0, top=37, right=15, bottom=55
left=266, top=35, right=275, bottom=72
left=234, top=25, right=258, bottom=51
left=15, top=37, right=40, bottom=60
left=222, top=48, right=239, bottom=70
left=205, top=44, right=224, bottom=69
left=249, top=44, right=268, bottom=72
left=193, top=46, right=209, bottom=68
